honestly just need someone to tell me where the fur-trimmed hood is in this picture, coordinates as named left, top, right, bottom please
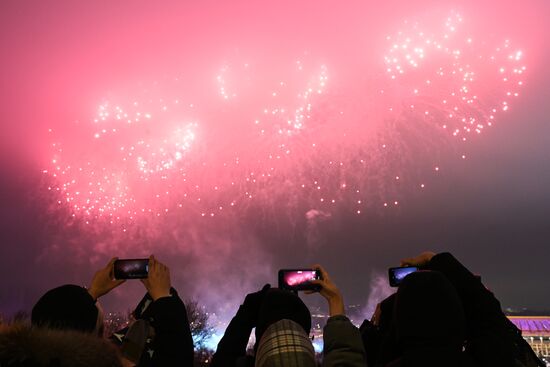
left=0, top=323, right=122, bottom=367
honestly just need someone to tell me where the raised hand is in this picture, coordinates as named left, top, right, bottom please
left=141, top=255, right=172, bottom=301
left=308, top=264, right=345, bottom=317
left=400, top=251, right=436, bottom=267
left=88, top=257, right=125, bottom=300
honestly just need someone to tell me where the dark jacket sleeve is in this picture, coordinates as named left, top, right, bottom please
left=427, top=252, right=515, bottom=367
left=210, top=306, right=254, bottom=367
left=144, top=294, right=194, bottom=366
left=322, top=315, right=367, bottom=367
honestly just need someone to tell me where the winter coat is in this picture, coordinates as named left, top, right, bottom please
left=115, top=288, right=194, bottom=367
left=211, top=307, right=367, bottom=366
left=211, top=288, right=312, bottom=367
left=322, top=315, right=367, bottom=367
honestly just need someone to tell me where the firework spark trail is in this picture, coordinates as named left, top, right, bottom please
left=44, top=96, right=201, bottom=223
left=43, top=61, right=333, bottom=223
left=43, top=11, right=527, bottom=227
left=383, top=11, right=525, bottom=144
left=254, top=62, right=328, bottom=136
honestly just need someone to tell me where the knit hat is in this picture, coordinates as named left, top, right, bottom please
left=255, top=319, right=316, bottom=367
left=255, top=288, right=311, bottom=347
left=31, top=284, right=99, bottom=333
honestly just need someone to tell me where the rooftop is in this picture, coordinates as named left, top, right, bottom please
left=508, top=316, right=550, bottom=336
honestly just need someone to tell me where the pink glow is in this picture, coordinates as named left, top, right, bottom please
left=37, top=9, right=528, bottom=228
left=0, top=0, right=547, bottom=328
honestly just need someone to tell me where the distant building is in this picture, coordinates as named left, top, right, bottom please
left=508, top=316, right=550, bottom=358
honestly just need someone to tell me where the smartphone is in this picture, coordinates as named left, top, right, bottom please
left=388, top=266, right=418, bottom=287
left=278, top=269, right=322, bottom=291
left=114, top=259, right=149, bottom=279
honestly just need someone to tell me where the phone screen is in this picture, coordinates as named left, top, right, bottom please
left=278, top=269, right=321, bottom=291
left=114, top=259, right=149, bottom=279
left=388, top=266, right=418, bottom=287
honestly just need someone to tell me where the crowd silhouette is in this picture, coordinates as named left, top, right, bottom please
left=0, top=252, right=544, bottom=367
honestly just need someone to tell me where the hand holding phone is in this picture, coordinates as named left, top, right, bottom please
left=278, top=269, right=321, bottom=291
left=140, top=255, right=171, bottom=301
left=88, top=257, right=126, bottom=300
left=307, top=264, right=345, bottom=317
left=114, top=259, right=149, bottom=279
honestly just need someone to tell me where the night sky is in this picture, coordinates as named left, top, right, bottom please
left=1, top=0, right=549, bottom=325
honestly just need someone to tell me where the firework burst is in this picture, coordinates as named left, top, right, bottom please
left=43, top=11, right=527, bottom=227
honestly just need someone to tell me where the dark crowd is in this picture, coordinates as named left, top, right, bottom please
left=0, top=252, right=545, bottom=367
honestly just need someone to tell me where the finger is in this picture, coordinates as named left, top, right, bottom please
left=108, top=257, right=118, bottom=268
left=400, top=258, right=413, bottom=266
left=311, top=264, right=329, bottom=281
left=309, top=279, right=325, bottom=288
left=164, top=266, right=171, bottom=284
left=304, top=290, right=316, bottom=295
left=160, top=263, right=167, bottom=272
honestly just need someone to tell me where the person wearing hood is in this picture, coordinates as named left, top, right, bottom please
left=361, top=252, right=543, bottom=367
left=211, top=285, right=314, bottom=367
left=29, top=255, right=193, bottom=366
left=401, top=252, right=544, bottom=367
left=390, top=269, right=471, bottom=367
left=211, top=264, right=366, bottom=367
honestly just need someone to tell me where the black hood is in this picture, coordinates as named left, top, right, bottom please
left=394, top=270, right=466, bottom=366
